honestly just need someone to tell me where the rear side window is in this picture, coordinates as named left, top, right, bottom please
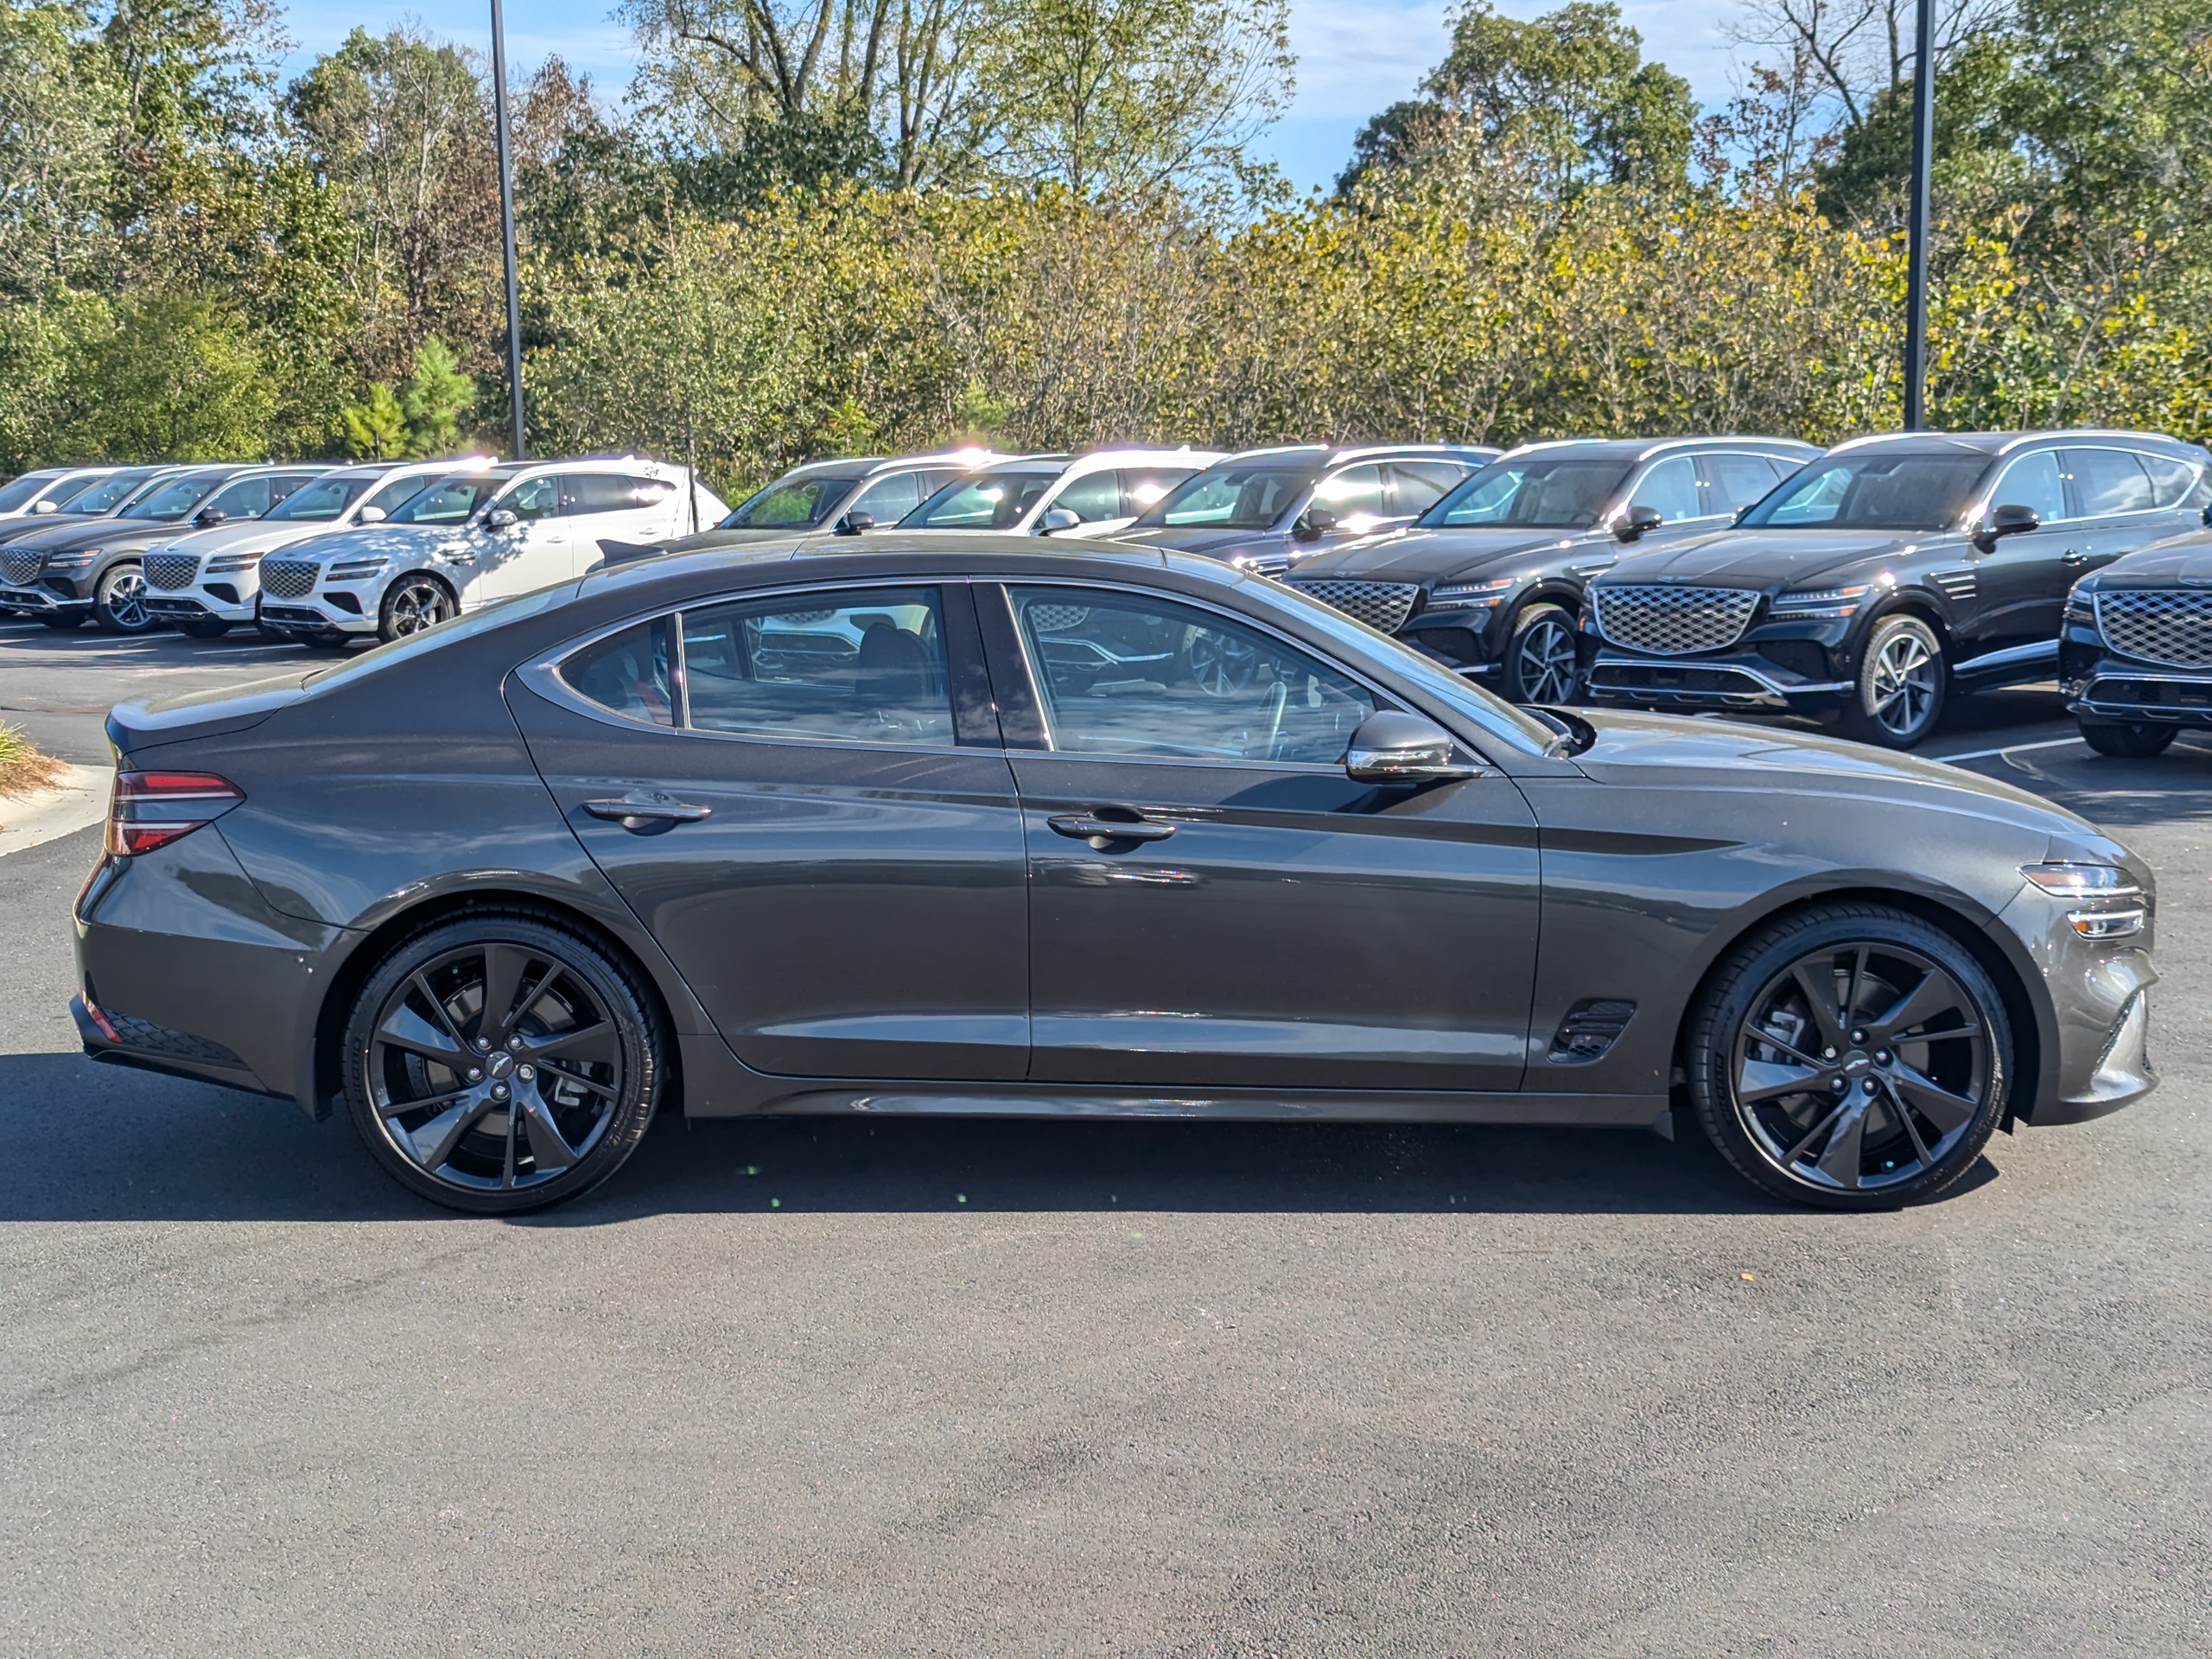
left=1626, top=456, right=1701, bottom=522
left=2067, top=448, right=2154, bottom=516
left=1388, top=461, right=1463, bottom=515
left=1051, top=471, right=1123, bottom=523
left=682, top=588, right=951, bottom=746
left=563, top=474, right=671, bottom=514
left=1704, top=454, right=1788, bottom=515
left=1992, top=451, right=2068, bottom=522
left=560, top=617, right=677, bottom=727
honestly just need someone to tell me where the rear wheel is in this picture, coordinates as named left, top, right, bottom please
left=1841, top=614, right=1945, bottom=747
left=92, top=562, right=156, bottom=633
left=2078, top=718, right=2176, bottom=758
left=378, top=574, right=455, bottom=641
left=1685, top=904, right=2010, bottom=1210
left=1502, top=602, right=1580, bottom=704
left=340, top=912, right=666, bottom=1214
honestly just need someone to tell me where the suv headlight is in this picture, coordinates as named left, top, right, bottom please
left=2064, top=582, right=2094, bottom=624
left=47, top=549, right=99, bottom=569
left=1770, top=584, right=1870, bottom=619
left=325, top=557, right=388, bottom=581
left=1430, top=575, right=1515, bottom=607
left=205, top=550, right=264, bottom=573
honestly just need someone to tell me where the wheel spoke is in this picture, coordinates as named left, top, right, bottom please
left=478, top=944, right=537, bottom=1040
left=1887, top=1060, right=1978, bottom=1134
left=407, top=1096, right=496, bottom=1171
left=1738, top=1056, right=1827, bottom=1103
left=518, top=1094, right=580, bottom=1173
left=541, top=1065, right=619, bottom=1101
left=1782, top=1097, right=1850, bottom=1165
left=520, top=1020, right=618, bottom=1066
left=1883, top=1077, right=1936, bottom=1166
left=1789, top=961, right=1850, bottom=1051
left=1813, top=1096, right=1872, bottom=1187
left=377, top=995, right=467, bottom=1068
left=1842, top=945, right=1868, bottom=1028
left=1870, top=969, right=1961, bottom=1043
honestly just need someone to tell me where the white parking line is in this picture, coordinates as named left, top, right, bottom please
left=1936, top=735, right=2085, bottom=765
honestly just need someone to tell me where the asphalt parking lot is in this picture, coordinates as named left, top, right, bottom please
left=3, top=618, right=2207, bottom=1655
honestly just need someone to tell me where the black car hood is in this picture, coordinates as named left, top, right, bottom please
left=1114, top=524, right=1281, bottom=558
left=1603, top=529, right=1929, bottom=591
left=2089, top=530, right=2212, bottom=587
left=0, top=512, right=104, bottom=545
left=7, top=517, right=182, bottom=555
left=1292, top=524, right=1598, bottom=582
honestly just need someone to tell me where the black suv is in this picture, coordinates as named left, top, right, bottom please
left=0, top=465, right=324, bottom=632
left=1281, top=437, right=1816, bottom=702
left=2058, top=512, right=2212, bottom=756
left=1113, top=444, right=1499, bottom=575
left=1583, top=430, right=2212, bottom=747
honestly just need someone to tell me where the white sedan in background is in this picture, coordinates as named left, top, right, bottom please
left=895, top=448, right=1224, bottom=539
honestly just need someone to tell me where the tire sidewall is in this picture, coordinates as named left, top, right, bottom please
left=1686, top=906, right=2011, bottom=1210
left=340, top=913, right=665, bottom=1214
left=1847, top=613, right=1946, bottom=747
left=2078, top=718, right=2176, bottom=758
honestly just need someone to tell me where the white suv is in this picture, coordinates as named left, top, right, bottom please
left=142, top=457, right=491, bottom=638
left=257, top=457, right=728, bottom=644
left=896, top=448, right=1224, bottom=538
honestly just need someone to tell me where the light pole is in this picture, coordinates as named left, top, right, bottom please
left=489, top=0, right=526, bottom=459
left=1902, top=0, right=1936, bottom=430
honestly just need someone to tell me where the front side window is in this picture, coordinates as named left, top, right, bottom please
left=1008, top=585, right=1376, bottom=766
left=360, top=472, right=443, bottom=518
left=1991, top=450, right=2068, bottom=522
left=2066, top=448, right=2154, bottom=517
left=1311, top=464, right=1387, bottom=521
left=1625, top=455, right=1701, bottom=522
left=1424, top=458, right=1630, bottom=529
left=1051, top=470, right=1123, bottom=523
left=123, top=474, right=231, bottom=520
left=200, top=477, right=276, bottom=518
left=59, top=470, right=152, bottom=513
left=1140, top=463, right=1320, bottom=530
left=1738, top=454, right=1989, bottom=531
left=849, top=472, right=922, bottom=522
left=1389, top=461, right=1469, bottom=514
left=0, top=472, right=62, bottom=512
left=1120, top=468, right=1188, bottom=514
left=500, top=475, right=562, bottom=520
left=683, top=588, right=950, bottom=746
left=906, top=472, right=1061, bottom=529
left=267, top=477, right=374, bottom=522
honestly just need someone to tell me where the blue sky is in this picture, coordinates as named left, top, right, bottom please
left=276, top=0, right=1748, bottom=195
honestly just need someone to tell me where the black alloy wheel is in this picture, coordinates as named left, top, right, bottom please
left=341, top=913, right=665, bottom=1213
left=92, top=562, right=156, bottom=634
left=1687, top=905, right=2009, bottom=1209
left=379, top=574, right=456, bottom=642
left=2078, top=718, right=2177, bottom=759
left=1843, top=614, right=1946, bottom=747
left=1503, top=602, right=1580, bottom=704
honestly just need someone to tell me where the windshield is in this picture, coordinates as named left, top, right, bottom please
left=265, top=476, right=374, bottom=522
left=904, top=471, right=1063, bottom=529
left=67, top=470, right=158, bottom=514
left=122, top=474, right=229, bottom=520
left=1738, top=453, right=1991, bottom=530
left=0, top=472, right=62, bottom=512
left=1137, top=462, right=1322, bottom=530
left=1424, top=458, right=1630, bottom=529
left=387, top=476, right=499, bottom=524
left=722, top=474, right=859, bottom=529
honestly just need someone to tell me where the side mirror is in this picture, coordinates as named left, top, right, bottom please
left=1294, top=507, right=1339, bottom=543
left=194, top=507, right=227, bottom=528
left=31, top=499, right=57, bottom=514
left=1037, top=507, right=1081, bottom=535
left=2202, top=504, right=2211, bottom=527
left=1344, top=710, right=1478, bottom=784
left=1973, top=501, right=2039, bottom=551
left=832, top=509, right=874, bottom=537
left=484, top=507, right=518, bottom=530
left=1615, top=504, right=1664, bottom=543
left=356, top=505, right=386, bottom=524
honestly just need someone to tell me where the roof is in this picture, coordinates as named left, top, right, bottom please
left=1496, top=435, right=1818, bottom=463
left=1831, top=429, right=2209, bottom=458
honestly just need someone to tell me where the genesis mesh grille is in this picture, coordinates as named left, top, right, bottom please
left=1026, top=603, right=1093, bottom=632
left=144, top=552, right=199, bottom=590
left=258, top=557, right=318, bottom=600
left=2, top=549, right=41, bottom=585
left=2096, top=589, right=2212, bottom=668
left=1593, top=585, right=1761, bottom=655
left=1286, top=579, right=1421, bottom=632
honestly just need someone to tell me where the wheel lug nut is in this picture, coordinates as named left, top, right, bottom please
left=1875, top=1050, right=1890, bottom=1065
left=1862, top=1078, right=1878, bottom=1095
left=467, top=1067, right=481, bottom=1081
left=1831, top=1077, right=1847, bottom=1092
left=1850, top=1030, right=1866, bottom=1045
left=517, top=1065, right=534, bottom=1080
left=491, top=1084, right=508, bottom=1101
left=1822, top=1047, right=1836, bottom=1060
left=507, top=1039, right=522, bottom=1052
left=475, top=1037, right=492, bottom=1052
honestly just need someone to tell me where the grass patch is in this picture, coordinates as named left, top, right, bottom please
left=0, top=722, right=67, bottom=798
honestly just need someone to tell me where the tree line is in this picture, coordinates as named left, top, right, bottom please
left=1, top=0, right=2206, bottom=493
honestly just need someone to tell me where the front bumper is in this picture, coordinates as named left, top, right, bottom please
left=1995, top=878, right=2158, bottom=1126
left=1584, top=648, right=1852, bottom=714
left=144, top=582, right=257, bottom=624
left=259, top=589, right=378, bottom=635
left=0, top=581, right=92, bottom=615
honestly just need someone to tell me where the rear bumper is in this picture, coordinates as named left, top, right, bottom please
left=1584, top=650, right=1851, bottom=714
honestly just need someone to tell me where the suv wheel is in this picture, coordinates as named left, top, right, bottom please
left=92, top=562, right=156, bottom=634
left=2078, top=718, right=2176, bottom=759
left=1685, top=904, right=2010, bottom=1210
left=379, top=574, right=455, bottom=641
left=1503, top=603, right=1580, bottom=703
left=341, top=912, right=666, bottom=1214
left=1842, top=614, right=1945, bottom=747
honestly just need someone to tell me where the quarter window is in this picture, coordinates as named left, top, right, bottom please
left=682, top=588, right=951, bottom=746
left=2066, top=448, right=2155, bottom=516
left=1625, top=456, right=1701, bottom=522
left=1007, top=585, right=1376, bottom=766
left=2138, top=454, right=2206, bottom=510
left=1992, top=451, right=2068, bottom=523
left=560, top=618, right=677, bottom=727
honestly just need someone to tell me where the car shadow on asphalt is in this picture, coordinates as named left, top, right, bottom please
left=0, top=1048, right=1866, bottom=1223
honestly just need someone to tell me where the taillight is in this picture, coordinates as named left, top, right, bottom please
left=105, top=770, right=245, bottom=857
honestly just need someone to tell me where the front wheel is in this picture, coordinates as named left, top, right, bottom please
left=379, top=574, right=456, bottom=642
left=1502, top=602, right=1580, bottom=704
left=92, top=563, right=156, bottom=633
left=1841, top=614, right=1946, bottom=747
left=1685, top=904, right=2011, bottom=1210
left=2078, top=718, right=2176, bottom=759
left=341, top=912, right=666, bottom=1214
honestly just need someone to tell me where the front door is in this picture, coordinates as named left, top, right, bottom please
left=1966, top=448, right=2075, bottom=651
left=477, top=474, right=570, bottom=601
left=510, top=582, right=1029, bottom=1081
left=982, top=582, right=1541, bottom=1093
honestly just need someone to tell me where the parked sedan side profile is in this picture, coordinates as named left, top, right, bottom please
left=76, top=538, right=2154, bottom=1217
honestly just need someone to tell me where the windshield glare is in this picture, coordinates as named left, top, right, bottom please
left=724, top=474, right=858, bottom=528
left=61, top=471, right=151, bottom=513
left=905, top=472, right=1061, bottom=529
left=267, top=477, right=372, bottom=522
left=1738, top=454, right=1990, bottom=530
left=388, top=477, right=499, bottom=524
left=124, top=475, right=228, bottom=520
left=1426, top=459, right=1630, bottom=529
left=1139, top=464, right=1320, bottom=530
left=0, top=473, right=62, bottom=512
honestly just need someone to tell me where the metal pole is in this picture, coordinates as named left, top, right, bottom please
left=1902, top=0, right=1936, bottom=430
left=490, top=0, right=526, bottom=460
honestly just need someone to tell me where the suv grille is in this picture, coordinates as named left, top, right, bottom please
left=1287, top=579, right=1421, bottom=633
left=145, top=552, right=199, bottom=590
left=1593, top=585, right=1761, bottom=655
left=2095, top=589, right=2212, bottom=669
left=3, top=549, right=41, bottom=585
left=259, top=557, right=319, bottom=600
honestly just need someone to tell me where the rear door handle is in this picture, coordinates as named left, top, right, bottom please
left=584, top=792, right=713, bottom=829
left=1048, top=811, right=1177, bottom=847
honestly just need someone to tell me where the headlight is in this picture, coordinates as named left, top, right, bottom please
left=2021, top=862, right=2140, bottom=898
left=205, top=550, right=264, bottom=573
left=1770, top=584, right=1871, bottom=619
left=325, top=558, right=388, bottom=581
left=47, top=550, right=98, bottom=569
left=1430, top=575, right=1516, bottom=607
left=2064, top=583, right=2094, bottom=623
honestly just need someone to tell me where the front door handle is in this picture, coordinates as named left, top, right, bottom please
left=584, top=792, right=713, bottom=830
left=1048, top=811, right=1177, bottom=848
left=2061, top=549, right=2089, bottom=566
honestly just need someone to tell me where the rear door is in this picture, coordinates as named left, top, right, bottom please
left=982, top=580, right=1541, bottom=1093
left=2062, top=447, right=2171, bottom=578
left=511, top=581, right=1029, bottom=1081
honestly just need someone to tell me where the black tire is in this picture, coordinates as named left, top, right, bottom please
left=1501, top=601, right=1580, bottom=704
left=340, top=911, right=668, bottom=1215
left=174, top=616, right=231, bottom=639
left=41, top=613, right=85, bottom=630
left=1684, top=903, right=2011, bottom=1211
left=92, top=561, right=157, bottom=634
left=1841, top=613, right=1946, bottom=747
left=2078, top=718, right=2176, bottom=759
left=378, top=573, right=456, bottom=642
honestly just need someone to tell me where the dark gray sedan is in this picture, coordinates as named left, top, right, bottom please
left=74, top=538, right=2156, bottom=1213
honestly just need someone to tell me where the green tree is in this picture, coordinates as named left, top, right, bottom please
left=0, top=2, right=124, bottom=297
left=340, top=380, right=404, bottom=457
left=397, top=334, right=474, bottom=455
left=73, top=293, right=276, bottom=459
